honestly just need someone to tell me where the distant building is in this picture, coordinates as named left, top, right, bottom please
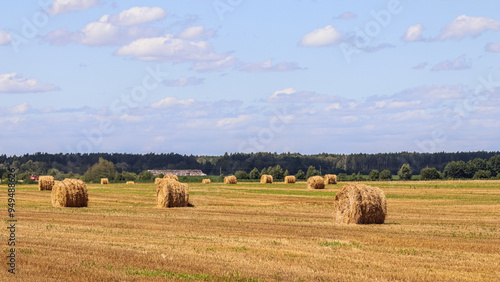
left=148, top=169, right=207, bottom=176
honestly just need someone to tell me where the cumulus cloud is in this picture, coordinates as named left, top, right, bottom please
left=107, top=7, right=166, bottom=26
left=267, top=87, right=344, bottom=103
left=10, top=102, right=31, bottom=114
left=150, top=97, right=196, bottom=108
left=431, top=55, right=470, bottom=71
left=189, top=56, right=237, bottom=72
left=299, top=25, right=342, bottom=46
left=0, top=73, right=59, bottom=93
left=485, top=40, right=500, bottom=52
left=334, top=12, right=357, bottom=20
left=0, top=30, right=11, bottom=45
left=49, top=0, right=99, bottom=15
left=403, top=24, right=424, bottom=42
left=176, top=26, right=215, bottom=40
left=162, top=77, right=204, bottom=87
left=240, top=59, right=303, bottom=72
left=438, top=15, right=500, bottom=40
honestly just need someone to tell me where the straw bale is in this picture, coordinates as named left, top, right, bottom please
left=284, top=175, right=296, bottom=184
left=307, top=176, right=325, bottom=189
left=101, top=178, right=109, bottom=185
left=126, top=181, right=134, bottom=184
left=324, top=174, right=338, bottom=185
left=334, top=183, right=387, bottom=224
left=224, top=175, right=237, bottom=184
left=260, top=174, right=273, bottom=184
left=51, top=179, right=88, bottom=208
left=202, top=179, right=211, bottom=184
left=39, top=176, right=55, bottom=191
left=156, top=179, right=189, bottom=208
left=163, top=174, right=179, bottom=181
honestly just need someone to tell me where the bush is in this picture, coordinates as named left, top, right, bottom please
left=337, top=173, right=347, bottom=181
left=249, top=168, right=260, bottom=179
left=473, top=170, right=491, bottom=179
left=397, top=164, right=412, bottom=181
left=379, top=170, right=392, bottom=181
left=305, top=166, right=320, bottom=179
left=235, top=170, right=249, bottom=179
left=420, top=167, right=441, bottom=180
left=295, top=170, right=305, bottom=180
left=369, top=170, right=379, bottom=181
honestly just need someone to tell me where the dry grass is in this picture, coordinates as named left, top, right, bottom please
left=324, top=174, right=337, bottom=185
left=154, top=178, right=162, bottom=185
left=51, top=179, right=88, bottom=207
left=38, top=176, right=55, bottom=191
left=260, top=174, right=273, bottom=184
left=202, top=179, right=211, bottom=184
left=156, top=179, right=189, bottom=208
left=307, top=176, right=325, bottom=189
left=3, top=180, right=500, bottom=281
left=224, top=175, right=237, bottom=184
left=284, top=175, right=296, bottom=184
left=101, top=178, right=109, bottom=185
left=334, top=183, right=387, bottom=224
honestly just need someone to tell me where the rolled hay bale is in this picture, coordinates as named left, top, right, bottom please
left=260, top=174, right=273, bottom=184
left=334, top=183, right=387, bottom=224
left=39, top=176, right=55, bottom=191
left=284, top=175, right=296, bottom=184
left=202, top=179, right=211, bottom=184
left=51, top=179, right=88, bottom=208
left=155, top=178, right=162, bottom=184
left=163, top=174, right=179, bottom=181
left=100, top=178, right=109, bottom=185
left=156, top=179, right=189, bottom=208
left=307, top=176, right=325, bottom=189
left=224, top=175, right=237, bottom=184
left=126, top=181, right=134, bottom=185
left=324, top=174, right=338, bottom=185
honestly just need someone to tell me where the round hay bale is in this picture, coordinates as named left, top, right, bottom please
left=260, top=174, right=273, bottom=184
left=100, top=178, right=109, bottom=185
left=51, top=179, right=88, bottom=208
left=284, top=175, right=296, bottom=184
left=126, top=181, right=134, bottom=184
left=334, top=183, right=387, bottom=224
left=39, top=176, right=55, bottom=191
left=157, top=179, right=189, bottom=208
left=155, top=178, right=162, bottom=184
left=307, top=176, right=325, bottom=189
left=202, top=179, right=211, bottom=184
left=224, top=175, right=237, bottom=184
left=324, top=174, right=338, bottom=185
left=163, top=174, right=179, bottom=181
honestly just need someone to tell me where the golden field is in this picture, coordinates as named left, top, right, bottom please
left=1, top=180, right=500, bottom=281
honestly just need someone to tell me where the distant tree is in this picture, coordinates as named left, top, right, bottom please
left=284, top=169, right=290, bottom=177
left=270, top=165, right=284, bottom=180
left=47, top=168, right=61, bottom=177
left=19, top=171, right=35, bottom=184
left=261, top=168, right=268, bottom=176
left=487, top=155, right=500, bottom=175
left=369, top=170, right=380, bottom=181
left=348, top=173, right=357, bottom=181
left=420, top=167, right=441, bottom=180
left=295, top=169, right=305, bottom=180
left=398, top=164, right=412, bottom=180
left=305, top=166, right=320, bottom=179
left=117, top=171, right=137, bottom=181
left=473, top=170, right=491, bottom=179
left=82, top=158, right=118, bottom=183
left=465, top=158, right=487, bottom=177
left=443, top=161, right=467, bottom=179
left=337, top=173, right=347, bottom=181
left=379, top=170, right=392, bottom=181
left=249, top=168, right=260, bottom=179
left=137, top=171, right=154, bottom=182
left=158, top=173, right=164, bottom=178
left=235, top=170, right=249, bottom=179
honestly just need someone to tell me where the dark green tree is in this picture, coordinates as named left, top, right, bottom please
left=420, top=167, right=441, bottom=180
left=473, top=170, right=491, bottom=179
left=284, top=169, right=290, bottom=177
left=379, top=170, right=392, bottom=180
left=82, top=158, right=117, bottom=183
left=397, top=164, right=412, bottom=180
left=137, top=171, right=154, bottom=182
left=295, top=169, right=305, bottom=180
left=369, top=170, right=379, bottom=181
left=487, top=155, right=500, bottom=175
left=337, top=173, right=347, bottom=181
left=443, top=161, right=467, bottom=178
left=249, top=168, right=260, bottom=179
left=305, top=166, right=320, bottom=179
left=235, top=170, right=249, bottom=179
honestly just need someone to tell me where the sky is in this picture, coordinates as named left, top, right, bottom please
left=1, top=0, right=500, bottom=156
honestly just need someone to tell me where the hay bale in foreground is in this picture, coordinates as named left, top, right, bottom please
left=324, top=174, right=338, bottom=185
left=101, top=178, right=109, bottom=185
left=39, top=176, right=55, bottom=191
left=260, top=174, right=273, bottom=184
left=284, top=176, right=296, bottom=184
left=126, top=181, right=134, bottom=184
left=155, top=178, right=162, bottom=184
left=334, top=183, right=387, bottom=224
left=307, top=176, right=325, bottom=189
left=51, top=179, right=88, bottom=208
left=202, top=179, right=211, bottom=184
left=163, top=174, right=179, bottom=181
left=156, top=179, right=189, bottom=208
left=224, top=175, right=237, bottom=184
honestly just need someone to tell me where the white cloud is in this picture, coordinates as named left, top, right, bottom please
left=108, top=7, right=167, bottom=26
left=240, top=59, right=303, bottom=72
left=10, top=102, right=30, bottom=114
left=485, top=41, right=500, bottom=52
left=299, top=25, right=342, bottom=46
left=190, top=56, right=237, bottom=72
left=0, top=30, right=11, bottom=45
left=216, top=115, right=252, bottom=128
left=439, top=15, right=500, bottom=40
left=268, top=87, right=296, bottom=101
left=403, top=24, right=424, bottom=42
left=335, top=12, right=357, bottom=20
left=150, top=97, right=196, bottom=109
left=119, top=114, right=144, bottom=122
left=431, top=55, right=470, bottom=71
left=325, top=103, right=341, bottom=111
left=0, top=73, right=59, bottom=93
left=267, top=87, right=343, bottom=103
left=176, top=26, right=215, bottom=40
left=49, top=0, right=99, bottom=15
left=162, top=77, right=204, bottom=87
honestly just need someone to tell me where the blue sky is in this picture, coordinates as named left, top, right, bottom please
left=1, top=0, right=500, bottom=156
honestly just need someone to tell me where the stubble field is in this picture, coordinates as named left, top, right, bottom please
left=1, top=180, right=500, bottom=281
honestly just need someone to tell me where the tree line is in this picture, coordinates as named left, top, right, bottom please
left=1, top=151, right=500, bottom=183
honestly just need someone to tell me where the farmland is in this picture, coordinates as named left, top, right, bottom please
left=2, top=180, right=500, bottom=281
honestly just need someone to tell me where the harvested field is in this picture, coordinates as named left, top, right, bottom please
left=2, top=180, right=500, bottom=281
